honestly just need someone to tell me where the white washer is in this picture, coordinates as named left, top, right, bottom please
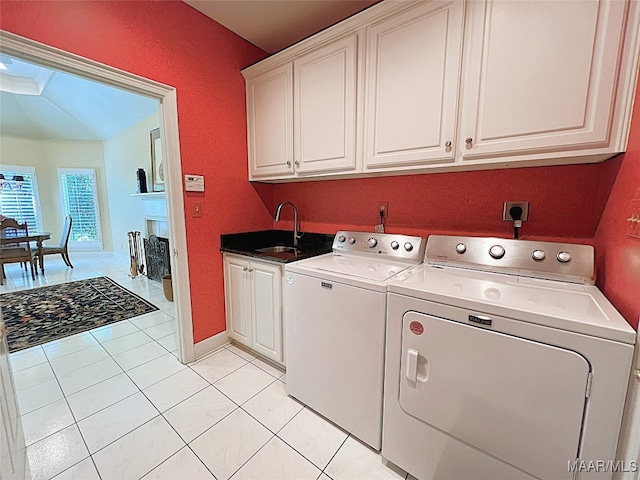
left=383, top=235, right=636, bottom=480
left=284, top=230, right=425, bottom=450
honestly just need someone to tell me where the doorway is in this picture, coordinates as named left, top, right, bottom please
left=0, top=30, right=195, bottom=363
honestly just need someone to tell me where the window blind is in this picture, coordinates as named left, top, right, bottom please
left=59, top=169, right=102, bottom=248
left=0, top=170, right=39, bottom=232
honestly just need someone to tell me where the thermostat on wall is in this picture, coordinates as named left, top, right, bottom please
left=184, top=174, right=204, bottom=192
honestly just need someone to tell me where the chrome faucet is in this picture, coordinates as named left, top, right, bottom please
left=274, top=201, right=302, bottom=247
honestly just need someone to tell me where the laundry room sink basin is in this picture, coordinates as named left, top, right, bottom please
left=255, top=246, right=297, bottom=254
left=220, top=230, right=334, bottom=263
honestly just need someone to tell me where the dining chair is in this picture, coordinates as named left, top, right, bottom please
left=0, top=218, right=35, bottom=284
left=32, top=215, right=73, bottom=270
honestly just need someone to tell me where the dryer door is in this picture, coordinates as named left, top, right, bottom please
left=399, top=311, right=590, bottom=480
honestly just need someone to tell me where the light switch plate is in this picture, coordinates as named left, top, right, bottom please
left=184, top=174, right=204, bottom=192
left=193, top=201, right=202, bottom=218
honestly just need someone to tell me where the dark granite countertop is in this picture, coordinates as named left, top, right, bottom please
left=220, top=229, right=334, bottom=263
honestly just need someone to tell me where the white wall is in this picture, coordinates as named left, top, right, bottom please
left=103, top=113, right=160, bottom=254
left=0, top=112, right=160, bottom=255
left=0, top=135, right=113, bottom=250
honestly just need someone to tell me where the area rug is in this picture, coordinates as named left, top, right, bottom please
left=0, top=276, right=159, bottom=353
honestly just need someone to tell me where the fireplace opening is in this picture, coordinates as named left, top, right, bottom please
left=144, top=234, right=171, bottom=282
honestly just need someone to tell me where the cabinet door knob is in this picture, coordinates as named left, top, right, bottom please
left=243, top=266, right=248, bottom=271
left=465, top=137, right=473, bottom=149
left=445, top=141, right=452, bottom=152
left=248, top=268, right=253, bottom=272
left=294, top=161, right=300, bottom=167
left=286, top=161, right=291, bottom=167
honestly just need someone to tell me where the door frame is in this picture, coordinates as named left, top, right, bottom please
left=0, top=30, right=196, bottom=363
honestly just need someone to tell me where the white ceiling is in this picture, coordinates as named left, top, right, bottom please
left=0, top=2, right=377, bottom=140
left=0, top=56, right=158, bottom=141
left=184, top=0, right=379, bottom=53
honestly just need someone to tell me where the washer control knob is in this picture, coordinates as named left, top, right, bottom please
left=532, top=250, right=546, bottom=261
left=404, top=242, right=414, bottom=252
left=557, top=251, right=573, bottom=263
left=390, top=241, right=399, bottom=250
left=338, top=235, right=346, bottom=243
left=455, top=243, right=466, bottom=254
left=348, top=237, right=356, bottom=244
left=367, top=237, right=378, bottom=248
left=489, top=245, right=505, bottom=259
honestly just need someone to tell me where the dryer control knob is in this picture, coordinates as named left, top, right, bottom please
left=338, top=235, right=346, bottom=243
left=489, top=245, right=505, bottom=259
left=532, top=250, right=546, bottom=261
left=404, top=242, right=414, bottom=252
left=390, top=241, right=399, bottom=250
left=367, top=237, right=378, bottom=248
left=455, top=243, right=466, bottom=254
left=557, top=251, right=572, bottom=263
left=348, top=237, right=356, bottom=244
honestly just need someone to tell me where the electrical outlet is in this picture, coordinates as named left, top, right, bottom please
left=378, top=202, right=389, bottom=220
left=503, top=201, right=529, bottom=221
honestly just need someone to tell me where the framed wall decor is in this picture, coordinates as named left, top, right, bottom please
left=150, top=128, right=165, bottom=192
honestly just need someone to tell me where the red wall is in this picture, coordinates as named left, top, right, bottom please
left=262, top=124, right=640, bottom=331
left=3, top=1, right=637, bottom=339
left=261, top=160, right=620, bottom=243
left=594, top=78, right=640, bottom=330
left=0, top=1, right=272, bottom=342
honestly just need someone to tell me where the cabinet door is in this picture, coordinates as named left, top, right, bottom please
left=294, top=35, right=358, bottom=175
left=249, top=261, right=283, bottom=363
left=460, top=0, right=627, bottom=161
left=364, top=1, right=464, bottom=170
left=246, top=64, right=294, bottom=179
left=224, top=255, right=252, bottom=346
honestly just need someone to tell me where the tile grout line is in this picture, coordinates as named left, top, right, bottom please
left=15, top=278, right=181, bottom=480
left=22, top=284, right=157, bottom=476
left=66, top=317, right=180, bottom=477
left=320, top=434, right=350, bottom=478
left=10, top=256, right=367, bottom=480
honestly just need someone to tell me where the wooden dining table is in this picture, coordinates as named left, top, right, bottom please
left=0, top=231, right=52, bottom=275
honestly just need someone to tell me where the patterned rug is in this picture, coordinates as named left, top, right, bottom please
left=0, top=276, right=159, bottom=353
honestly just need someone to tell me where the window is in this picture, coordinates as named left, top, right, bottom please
left=58, top=168, right=102, bottom=249
left=0, top=165, right=43, bottom=232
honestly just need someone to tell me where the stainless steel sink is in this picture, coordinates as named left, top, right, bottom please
left=255, top=246, right=297, bottom=254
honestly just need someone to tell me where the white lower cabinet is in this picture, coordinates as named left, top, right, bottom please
left=223, top=254, right=284, bottom=364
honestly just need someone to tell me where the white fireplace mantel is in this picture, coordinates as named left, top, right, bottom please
left=130, top=192, right=168, bottom=238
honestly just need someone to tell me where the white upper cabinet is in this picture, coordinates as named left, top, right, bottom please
left=246, top=63, right=293, bottom=179
left=242, top=0, right=640, bottom=182
left=459, top=0, right=630, bottom=164
left=364, top=1, right=464, bottom=170
left=294, top=35, right=358, bottom=175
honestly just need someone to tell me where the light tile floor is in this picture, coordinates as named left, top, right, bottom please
left=4, top=252, right=410, bottom=480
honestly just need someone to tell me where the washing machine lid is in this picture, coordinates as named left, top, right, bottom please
left=286, top=253, right=415, bottom=284
left=389, top=265, right=635, bottom=344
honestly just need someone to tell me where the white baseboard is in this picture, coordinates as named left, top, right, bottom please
left=193, top=330, right=230, bottom=362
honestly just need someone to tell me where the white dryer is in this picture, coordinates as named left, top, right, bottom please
left=383, top=235, right=635, bottom=480
left=285, top=231, right=425, bottom=450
